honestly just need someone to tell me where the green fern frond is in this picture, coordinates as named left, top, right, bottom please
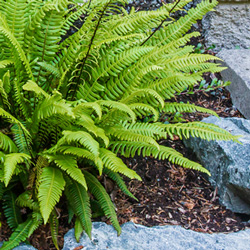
left=73, top=102, right=102, bottom=119
left=66, top=180, right=92, bottom=238
left=74, top=217, right=84, bottom=242
left=49, top=209, right=59, bottom=250
left=163, top=102, right=218, bottom=117
left=56, top=146, right=96, bottom=162
left=0, top=60, right=14, bottom=68
left=129, top=103, right=159, bottom=121
left=122, top=122, right=166, bottom=140
left=149, top=0, right=218, bottom=46
left=11, top=124, right=32, bottom=155
left=98, top=100, right=136, bottom=123
left=164, top=121, right=241, bottom=142
left=33, top=92, right=74, bottom=122
left=100, top=148, right=141, bottom=180
left=28, top=212, right=43, bottom=237
left=3, top=0, right=27, bottom=46
left=3, top=191, right=22, bottom=230
left=121, top=88, right=164, bottom=108
left=0, top=79, right=11, bottom=109
left=38, top=167, right=65, bottom=224
left=83, top=170, right=121, bottom=235
left=45, top=154, right=87, bottom=190
left=144, top=74, right=197, bottom=99
left=0, top=217, right=34, bottom=250
left=22, top=80, right=49, bottom=97
left=37, top=61, right=61, bottom=78
left=13, top=79, right=30, bottom=120
left=103, top=168, right=137, bottom=200
left=79, top=46, right=154, bottom=102
left=16, top=191, right=39, bottom=211
left=56, top=130, right=99, bottom=157
left=110, top=141, right=210, bottom=175
left=2, top=70, right=11, bottom=94
left=0, top=25, right=33, bottom=79
left=0, top=132, right=18, bottom=153
left=3, top=153, right=31, bottom=186
left=0, top=108, right=30, bottom=136
left=61, top=2, right=88, bottom=36
left=107, top=126, right=160, bottom=149
left=76, top=117, right=110, bottom=147
left=34, top=156, right=49, bottom=195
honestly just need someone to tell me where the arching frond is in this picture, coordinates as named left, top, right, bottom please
left=49, top=209, right=59, bottom=250
left=3, top=153, right=31, bottom=186
left=38, top=167, right=65, bottom=224
left=66, top=180, right=92, bottom=238
left=0, top=217, right=35, bottom=250
left=110, top=141, right=210, bottom=175
left=163, top=122, right=241, bottom=142
left=103, top=168, right=137, bottom=200
left=22, top=80, right=49, bottom=97
left=83, top=170, right=121, bottom=235
left=16, top=191, right=39, bottom=211
left=107, top=126, right=160, bottom=149
left=0, top=132, right=18, bottom=153
left=45, top=154, right=87, bottom=189
left=55, top=130, right=99, bottom=157
left=99, top=148, right=141, bottom=180
left=3, top=191, right=22, bottom=230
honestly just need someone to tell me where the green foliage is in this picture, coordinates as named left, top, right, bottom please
left=0, top=0, right=239, bottom=247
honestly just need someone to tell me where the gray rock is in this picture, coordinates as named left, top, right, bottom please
left=63, top=222, right=250, bottom=250
left=202, top=3, right=250, bottom=51
left=184, top=116, right=250, bottom=214
left=0, top=242, right=37, bottom=250
left=217, top=49, right=250, bottom=119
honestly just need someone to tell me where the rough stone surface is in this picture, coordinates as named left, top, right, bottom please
left=184, top=116, right=250, bottom=214
left=202, top=3, right=250, bottom=51
left=0, top=242, right=37, bottom=250
left=2, top=222, right=250, bottom=250
left=217, top=49, right=250, bottom=119
left=62, top=222, right=250, bottom=250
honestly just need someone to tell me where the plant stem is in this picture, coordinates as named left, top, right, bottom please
left=140, top=0, right=181, bottom=46
left=69, top=1, right=110, bottom=101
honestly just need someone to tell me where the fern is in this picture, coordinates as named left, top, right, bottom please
left=74, top=217, right=84, bottom=242
left=49, top=210, right=60, bottom=250
left=3, top=153, right=30, bottom=186
left=0, top=0, right=240, bottom=247
left=66, top=180, right=92, bottom=238
left=38, top=167, right=65, bottom=223
left=3, top=191, right=22, bottom=230
left=83, top=170, right=121, bottom=235
left=0, top=217, right=34, bottom=250
left=103, top=168, right=137, bottom=200
left=163, top=102, right=219, bottom=117
left=45, top=154, right=87, bottom=189
left=0, top=132, right=18, bottom=153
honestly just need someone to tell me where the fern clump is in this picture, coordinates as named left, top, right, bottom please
left=0, top=0, right=239, bottom=248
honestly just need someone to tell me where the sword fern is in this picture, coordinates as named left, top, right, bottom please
left=0, top=0, right=238, bottom=248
